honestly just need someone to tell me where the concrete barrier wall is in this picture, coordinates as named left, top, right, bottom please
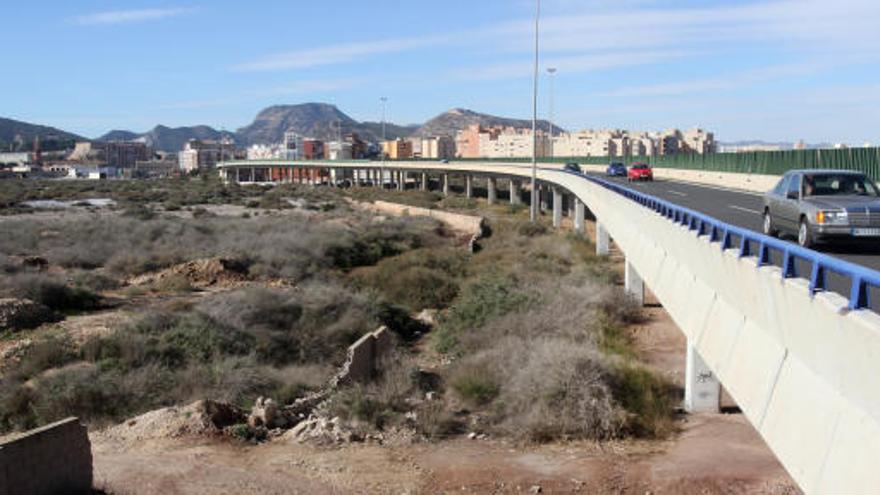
left=351, top=200, right=484, bottom=235
left=0, top=417, right=93, bottom=494
left=335, top=326, right=394, bottom=384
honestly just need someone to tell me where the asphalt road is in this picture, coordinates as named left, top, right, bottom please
left=584, top=174, right=880, bottom=309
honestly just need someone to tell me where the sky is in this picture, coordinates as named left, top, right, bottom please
left=1, top=0, right=878, bottom=144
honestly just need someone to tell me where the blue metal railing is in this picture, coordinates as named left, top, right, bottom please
left=565, top=171, right=880, bottom=311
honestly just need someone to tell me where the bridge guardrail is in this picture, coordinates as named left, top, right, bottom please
left=564, top=170, right=880, bottom=311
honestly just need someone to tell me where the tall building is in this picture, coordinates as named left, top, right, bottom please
left=104, top=141, right=149, bottom=169
left=421, top=136, right=455, bottom=159
left=179, top=138, right=234, bottom=172
left=478, top=127, right=550, bottom=158
left=455, top=125, right=493, bottom=158
left=381, top=139, right=413, bottom=159
left=302, top=139, right=324, bottom=160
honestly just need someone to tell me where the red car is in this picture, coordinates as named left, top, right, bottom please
left=627, top=162, right=653, bottom=181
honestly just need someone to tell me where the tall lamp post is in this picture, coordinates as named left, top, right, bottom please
left=530, top=0, right=541, bottom=223
left=547, top=67, right=556, bottom=158
left=380, top=96, right=387, bottom=187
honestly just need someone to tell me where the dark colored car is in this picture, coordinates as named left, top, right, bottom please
left=628, top=162, right=653, bottom=181
left=563, top=162, right=582, bottom=174
left=606, top=162, right=627, bottom=176
left=762, top=169, right=880, bottom=248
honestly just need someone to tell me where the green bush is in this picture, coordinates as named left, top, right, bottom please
left=2, top=274, right=100, bottom=312
left=610, top=363, right=677, bottom=438
left=433, top=275, right=530, bottom=354
left=451, top=371, right=499, bottom=406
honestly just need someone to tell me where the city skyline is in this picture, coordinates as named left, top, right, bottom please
left=2, top=0, right=878, bottom=144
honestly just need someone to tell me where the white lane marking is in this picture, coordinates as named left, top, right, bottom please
left=662, top=178, right=764, bottom=197
left=729, top=205, right=762, bottom=215
left=667, top=190, right=688, bottom=197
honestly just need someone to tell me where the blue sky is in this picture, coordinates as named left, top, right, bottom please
left=2, top=0, right=878, bottom=144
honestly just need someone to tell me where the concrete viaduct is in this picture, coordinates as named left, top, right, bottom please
left=219, top=159, right=880, bottom=494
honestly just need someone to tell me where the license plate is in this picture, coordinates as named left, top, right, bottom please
left=852, top=228, right=880, bottom=237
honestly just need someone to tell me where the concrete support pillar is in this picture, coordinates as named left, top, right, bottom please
left=540, top=186, right=549, bottom=212
left=465, top=175, right=473, bottom=198
left=574, top=199, right=585, bottom=233
left=624, top=259, right=645, bottom=306
left=397, top=171, right=405, bottom=191
left=596, top=222, right=610, bottom=256
left=552, top=187, right=562, bottom=228
left=443, top=174, right=450, bottom=196
left=510, top=180, right=522, bottom=205
left=487, top=178, right=497, bottom=205
left=685, top=340, right=721, bottom=413
left=421, top=173, right=428, bottom=191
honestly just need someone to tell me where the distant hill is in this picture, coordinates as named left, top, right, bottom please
left=97, top=125, right=227, bottom=152
left=0, top=117, right=84, bottom=151
left=97, top=130, right=141, bottom=142
left=235, top=103, right=416, bottom=145
left=414, top=108, right=565, bottom=138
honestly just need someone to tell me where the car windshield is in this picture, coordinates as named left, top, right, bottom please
left=802, top=173, right=880, bottom=197
left=632, top=164, right=648, bottom=169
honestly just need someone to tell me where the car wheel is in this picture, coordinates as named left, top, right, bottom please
left=798, top=218, right=814, bottom=248
left=762, top=210, right=778, bottom=237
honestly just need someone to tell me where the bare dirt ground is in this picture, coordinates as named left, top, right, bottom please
left=91, top=302, right=800, bottom=494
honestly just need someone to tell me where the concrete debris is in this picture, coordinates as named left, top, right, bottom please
left=0, top=298, right=54, bottom=332
left=248, top=397, right=280, bottom=429
left=284, top=415, right=359, bottom=445
left=413, top=309, right=437, bottom=327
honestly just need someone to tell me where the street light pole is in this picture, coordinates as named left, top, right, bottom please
left=380, top=96, right=387, bottom=187
left=530, top=0, right=541, bottom=223
left=547, top=67, right=556, bottom=158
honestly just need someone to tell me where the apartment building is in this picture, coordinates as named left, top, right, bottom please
left=421, top=136, right=455, bottom=159
left=179, top=138, right=234, bottom=172
left=381, top=139, right=413, bottom=159
left=479, top=127, right=550, bottom=158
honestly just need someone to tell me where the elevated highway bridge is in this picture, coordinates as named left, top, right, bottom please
left=219, top=159, right=880, bottom=493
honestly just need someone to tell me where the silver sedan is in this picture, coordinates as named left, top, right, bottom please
left=762, top=169, right=880, bottom=248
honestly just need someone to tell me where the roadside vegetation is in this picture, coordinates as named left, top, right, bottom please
left=0, top=177, right=677, bottom=443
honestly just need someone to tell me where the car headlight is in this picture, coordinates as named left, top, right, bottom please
left=816, top=210, right=847, bottom=224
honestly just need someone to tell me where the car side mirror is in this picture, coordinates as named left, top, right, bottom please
left=786, top=190, right=799, bottom=200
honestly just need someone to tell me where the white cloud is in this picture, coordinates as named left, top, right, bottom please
left=72, top=7, right=194, bottom=26
left=232, top=35, right=454, bottom=72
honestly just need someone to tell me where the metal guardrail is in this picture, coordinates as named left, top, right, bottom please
left=569, top=170, right=880, bottom=310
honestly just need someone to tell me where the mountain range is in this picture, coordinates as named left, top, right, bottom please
left=89, top=103, right=562, bottom=152
left=0, top=117, right=85, bottom=151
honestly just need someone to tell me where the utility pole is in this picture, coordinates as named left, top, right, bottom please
left=380, top=96, right=387, bottom=187
left=547, top=67, right=556, bottom=159
left=530, top=0, right=541, bottom=223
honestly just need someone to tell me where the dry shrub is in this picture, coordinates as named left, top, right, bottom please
left=0, top=273, right=100, bottom=312
left=352, top=247, right=467, bottom=311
